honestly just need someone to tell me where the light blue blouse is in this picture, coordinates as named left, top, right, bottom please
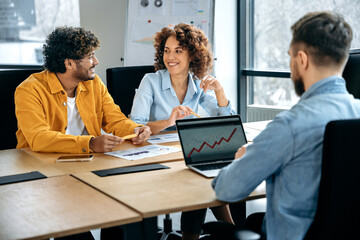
left=130, top=69, right=235, bottom=131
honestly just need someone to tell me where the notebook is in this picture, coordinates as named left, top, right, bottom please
left=176, top=115, right=247, bottom=178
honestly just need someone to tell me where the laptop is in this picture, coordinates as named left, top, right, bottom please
left=176, top=115, right=247, bottom=178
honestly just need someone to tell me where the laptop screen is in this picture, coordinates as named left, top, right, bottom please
left=176, top=115, right=247, bottom=165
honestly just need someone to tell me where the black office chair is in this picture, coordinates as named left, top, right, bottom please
left=203, top=119, right=360, bottom=240
left=343, top=49, right=360, bottom=99
left=304, top=119, right=360, bottom=239
left=106, top=65, right=155, bottom=117
left=201, top=221, right=260, bottom=240
left=0, top=68, right=43, bottom=150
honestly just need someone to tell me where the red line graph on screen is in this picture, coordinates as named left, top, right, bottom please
left=187, top=128, right=237, bottom=158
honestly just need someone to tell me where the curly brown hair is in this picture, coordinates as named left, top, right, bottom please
left=43, top=26, right=100, bottom=73
left=154, top=23, right=213, bottom=79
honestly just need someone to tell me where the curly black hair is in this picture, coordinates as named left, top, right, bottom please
left=154, top=23, right=213, bottom=79
left=43, top=26, right=100, bottom=73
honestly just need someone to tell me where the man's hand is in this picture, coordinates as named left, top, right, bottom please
left=235, top=143, right=249, bottom=159
left=89, top=135, right=124, bottom=153
left=132, top=126, right=152, bottom=144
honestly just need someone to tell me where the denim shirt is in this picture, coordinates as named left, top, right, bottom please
left=130, top=69, right=235, bottom=131
left=212, top=76, right=360, bottom=240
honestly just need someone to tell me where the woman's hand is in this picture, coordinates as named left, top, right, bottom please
left=168, top=105, right=193, bottom=126
left=200, top=75, right=229, bottom=107
left=146, top=106, right=193, bottom=135
left=200, top=75, right=223, bottom=93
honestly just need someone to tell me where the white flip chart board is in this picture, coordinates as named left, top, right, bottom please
left=124, top=0, right=214, bottom=66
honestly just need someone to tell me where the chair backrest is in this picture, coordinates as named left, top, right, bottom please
left=106, top=65, right=155, bottom=117
left=304, top=119, right=360, bottom=239
left=0, top=68, right=43, bottom=150
left=343, top=50, right=360, bottom=99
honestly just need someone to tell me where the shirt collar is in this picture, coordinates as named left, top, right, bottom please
left=47, top=70, right=64, bottom=94
left=187, top=73, right=198, bottom=95
left=300, top=75, right=347, bottom=101
left=161, top=70, right=172, bottom=91
left=47, top=70, right=88, bottom=94
left=161, top=70, right=198, bottom=95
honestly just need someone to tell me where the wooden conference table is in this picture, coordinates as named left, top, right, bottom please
left=0, top=122, right=268, bottom=239
left=0, top=175, right=141, bottom=240
left=0, top=149, right=143, bottom=240
left=73, top=161, right=266, bottom=218
left=0, top=148, right=64, bottom=177
left=20, top=121, right=269, bottom=174
left=22, top=134, right=183, bottom=175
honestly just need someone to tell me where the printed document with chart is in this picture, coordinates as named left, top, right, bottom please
left=105, top=144, right=180, bottom=160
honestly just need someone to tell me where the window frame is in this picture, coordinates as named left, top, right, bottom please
left=0, top=64, right=43, bottom=69
left=237, top=1, right=360, bottom=121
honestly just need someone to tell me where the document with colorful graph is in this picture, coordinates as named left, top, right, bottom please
left=105, top=144, right=180, bottom=161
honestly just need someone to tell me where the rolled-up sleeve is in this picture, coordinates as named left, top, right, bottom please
left=199, top=91, right=235, bottom=116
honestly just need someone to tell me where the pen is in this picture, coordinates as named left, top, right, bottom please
left=190, top=111, right=201, bottom=118
left=122, top=133, right=138, bottom=140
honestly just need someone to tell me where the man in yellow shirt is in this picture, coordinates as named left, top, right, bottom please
left=15, top=26, right=151, bottom=153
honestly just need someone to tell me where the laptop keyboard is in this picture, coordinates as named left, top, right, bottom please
left=195, top=162, right=232, bottom=171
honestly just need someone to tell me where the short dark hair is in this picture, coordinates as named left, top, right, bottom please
left=154, top=23, right=213, bottom=79
left=43, top=26, right=100, bottom=73
left=291, top=11, right=352, bottom=66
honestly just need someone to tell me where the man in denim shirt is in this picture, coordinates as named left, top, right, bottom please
left=212, top=11, right=360, bottom=240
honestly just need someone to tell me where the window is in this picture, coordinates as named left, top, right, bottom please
left=247, top=0, right=360, bottom=108
left=0, top=0, right=80, bottom=67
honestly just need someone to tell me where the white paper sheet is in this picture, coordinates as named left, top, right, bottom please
left=172, top=0, right=199, bottom=16
left=147, top=133, right=180, bottom=144
left=105, top=144, right=181, bottom=161
left=244, top=127, right=262, bottom=142
left=130, top=20, right=164, bottom=46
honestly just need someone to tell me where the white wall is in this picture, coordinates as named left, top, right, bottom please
left=214, top=0, right=238, bottom=112
left=79, top=0, right=127, bottom=82
left=79, top=0, right=238, bottom=113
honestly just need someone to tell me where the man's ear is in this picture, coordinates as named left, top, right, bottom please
left=64, top=59, right=73, bottom=70
left=297, top=50, right=309, bottom=70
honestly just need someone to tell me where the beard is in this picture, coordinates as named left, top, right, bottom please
left=74, top=64, right=96, bottom=81
left=293, top=77, right=305, bottom=97
left=291, top=62, right=305, bottom=96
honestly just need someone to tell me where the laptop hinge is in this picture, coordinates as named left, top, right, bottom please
left=191, top=160, right=233, bottom=167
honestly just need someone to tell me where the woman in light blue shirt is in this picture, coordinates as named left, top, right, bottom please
left=130, top=23, right=235, bottom=134
left=130, top=23, right=235, bottom=240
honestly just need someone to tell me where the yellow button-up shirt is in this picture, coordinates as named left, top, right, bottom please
left=15, top=70, right=141, bottom=153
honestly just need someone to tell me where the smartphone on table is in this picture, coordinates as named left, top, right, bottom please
left=56, top=154, right=94, bottom=162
